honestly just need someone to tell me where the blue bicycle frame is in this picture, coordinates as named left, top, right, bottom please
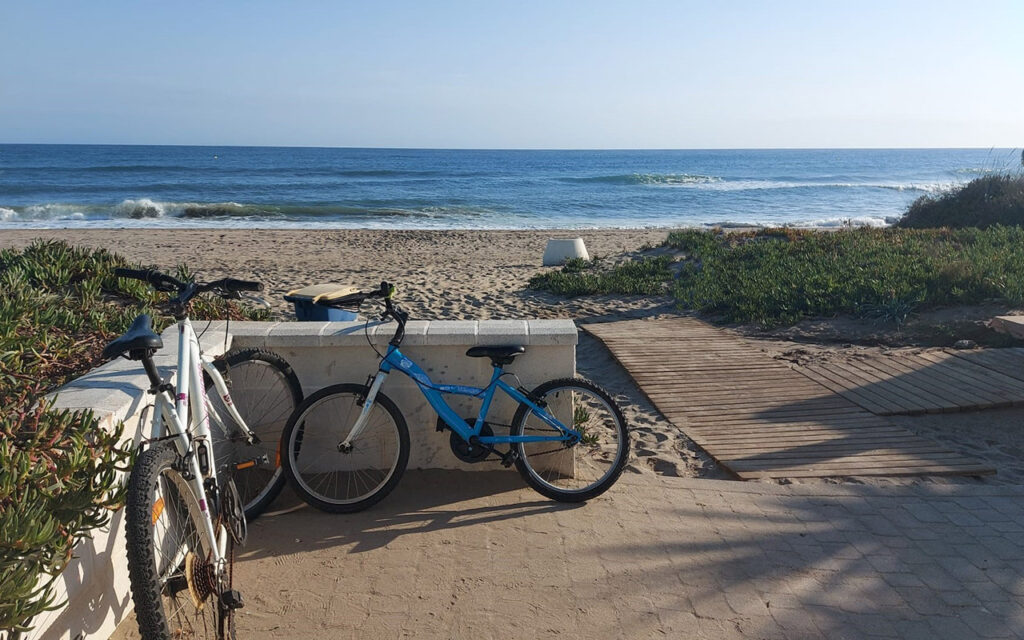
left=339, top=343, right=581, bottom=451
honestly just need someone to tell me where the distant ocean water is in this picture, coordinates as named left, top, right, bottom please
left=0, top=145, right=1018, bottom=230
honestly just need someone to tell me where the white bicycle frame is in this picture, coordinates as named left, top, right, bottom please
left=146, top=317, right=253, bottom=575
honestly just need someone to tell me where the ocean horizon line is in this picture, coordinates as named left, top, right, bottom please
left=1, top=142, right=1016, bottom=153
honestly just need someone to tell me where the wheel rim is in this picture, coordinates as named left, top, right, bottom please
left=210, top=359, right=296, bottom=512
left=151, top=469, right=223, bottom=639
left=288, top=392, right=402, bottom=505
left=517, top=385, right=625, bottom=494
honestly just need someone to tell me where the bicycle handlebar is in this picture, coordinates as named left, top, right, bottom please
left=114, top=267, right=185, bottom=292
left=114, top=267, right=263, bottom=305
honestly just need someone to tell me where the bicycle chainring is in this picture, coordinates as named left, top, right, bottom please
left=221, top=478, right=247, bottom=546
left=449, top=419, right=494, bottom=463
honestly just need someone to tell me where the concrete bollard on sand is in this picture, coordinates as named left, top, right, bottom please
left=543, top=237, right=590, bottom=266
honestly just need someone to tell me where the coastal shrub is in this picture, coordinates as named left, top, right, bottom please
left=667, top=227, right=1024, bottom=326
left=528, top=255, right=673, bottom=296
left=897, top=173, right=1024, bottom=228
left=0, top=240, right=269, bottom=633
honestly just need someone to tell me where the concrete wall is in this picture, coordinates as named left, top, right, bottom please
left=29, top=319, right=576, bottom=640
left=229, top=319, right=577, bottom=470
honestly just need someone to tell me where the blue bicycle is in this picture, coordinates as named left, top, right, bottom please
left=280, top=281, right=630, bottom=511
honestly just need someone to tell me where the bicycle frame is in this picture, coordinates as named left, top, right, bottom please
left=340, top=344, right=580, bottom=450
left=146, top=317, right=253, bottom=572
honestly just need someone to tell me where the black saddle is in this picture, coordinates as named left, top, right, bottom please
left=465, top=345, right=525, bottom=366
left=102, top=314, right=163, bottom=360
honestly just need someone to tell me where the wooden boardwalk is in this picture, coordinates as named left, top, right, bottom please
left=796, top=349, right=1024, bottom=416
left=585, top=318, right=994, bottom=480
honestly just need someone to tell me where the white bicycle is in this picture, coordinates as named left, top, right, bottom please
left=106, top=268, right=298, bottom=640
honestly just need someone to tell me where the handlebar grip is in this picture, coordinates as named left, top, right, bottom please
left=113, top=267, right=152, bottom=281
left=221, top=278, right=263, bottom=292
left=114, top=267, right=184, bottom=291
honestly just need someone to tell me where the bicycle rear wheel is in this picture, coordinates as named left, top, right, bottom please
left=207, top=348, right=302, bottom=520
left=125, top=442, right=235, bottom=640
left=511, top=377, right=630, bottom=502
left=281, top=383, right=409, bottom=513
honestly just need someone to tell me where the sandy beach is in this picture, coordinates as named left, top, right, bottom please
left=4, top=228, right=1022, bottom=485
left=1, top=228, right=723, bottom=481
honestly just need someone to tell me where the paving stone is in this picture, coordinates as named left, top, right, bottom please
left=158, top=471, right=1024, bottom=640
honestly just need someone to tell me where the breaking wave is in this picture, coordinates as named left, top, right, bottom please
left=563, top=173, right=722, bottom=185
left=561, top=173, right=949, bottom=193
left=0, top=198, right=491, bottom=223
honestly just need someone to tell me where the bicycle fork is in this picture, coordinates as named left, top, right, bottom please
left=338, top=370, right=389, bottom=451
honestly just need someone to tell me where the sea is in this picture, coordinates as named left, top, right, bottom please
left=0, top=145, right=1019, bottom=230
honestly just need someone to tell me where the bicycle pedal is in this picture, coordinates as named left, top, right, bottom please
left=220, top=589, right=244, bottom=610
left=500, top=450, right=518, bottom=468
left=235, top=454, right=269, bottom=471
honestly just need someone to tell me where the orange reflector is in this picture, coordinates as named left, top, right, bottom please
left=275, top=443, right=281, bottom=467
left=151, top=497, right=165, bottom=525
left=236, top=460, right=256, bottom=470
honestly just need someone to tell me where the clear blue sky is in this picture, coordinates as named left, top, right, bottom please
left=2, top=0, right=1022, bottom=148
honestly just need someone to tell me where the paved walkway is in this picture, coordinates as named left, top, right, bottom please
left=228, top=471, right=1024, bottom=639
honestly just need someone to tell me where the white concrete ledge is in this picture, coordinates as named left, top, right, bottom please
left=227, top=319, right=578, bottom=349
left=992, top=315, right=1024, bottom=339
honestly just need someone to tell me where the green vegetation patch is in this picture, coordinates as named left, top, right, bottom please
left=0, top=240, right=268, bottom=633
left=898, top=173, right=1024, bottom=229
left=668, top=227, right=1024, bottom=326
left=528, top=255, right=674, bottom=297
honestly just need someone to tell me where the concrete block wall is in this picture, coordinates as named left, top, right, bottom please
left=230, top=319, right=578, bottom=471
left=30, top=319, right=576, bottom=640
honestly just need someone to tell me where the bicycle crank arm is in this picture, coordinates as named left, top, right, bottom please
left=235, top=454, right=270, bottom=471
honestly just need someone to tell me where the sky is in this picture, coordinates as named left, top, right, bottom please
left=1, top=1, right=1022, bottom=149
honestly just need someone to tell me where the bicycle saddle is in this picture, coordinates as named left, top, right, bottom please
left=102, top=314, right=163, bottom=360
left=465, top=345, right=525, bottom=366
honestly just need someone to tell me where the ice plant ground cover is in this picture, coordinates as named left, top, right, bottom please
left=0, top=240, right=267, bottom=633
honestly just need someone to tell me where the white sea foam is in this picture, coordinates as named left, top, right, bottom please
left=0, top=207, right=17, bottom=222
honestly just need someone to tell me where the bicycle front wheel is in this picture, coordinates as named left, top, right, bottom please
left=281, top=383, right=410, bottom=513
left=125, top=442, right=234, bottom=640
left=511, top=377, right=630, bottom=502
left=207, top=348, right=302, bottom=520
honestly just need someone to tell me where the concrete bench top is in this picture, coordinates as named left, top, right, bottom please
left=49, top=324, right=232, bottom=430
left=992, top=315, right=1024, bottom=339
left=228, top=319, right=578, bottom=348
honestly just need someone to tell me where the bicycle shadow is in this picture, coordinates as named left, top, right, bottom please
left=239, top=469, right=582, bottom=560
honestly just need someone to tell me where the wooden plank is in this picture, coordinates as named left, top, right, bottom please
left=814, top=362, right=929, bottom=414
left=727, top=453, right=984, bottom=472
left=914, top=350, right=1024, bottom=396
left=842, top=358, right=956, bottom=411
left=587, top=317, right=994, bottom=480
left=905, top=353, right=1019, bottom=404
left=801, top=364, right=912, bottom=414
left=857, top=356, right=981, bottom=410
left=738, top=464, right=995, bottom=479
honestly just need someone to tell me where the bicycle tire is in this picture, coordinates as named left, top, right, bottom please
left=511, top=377, right=630, bottom=502
left=281, top=383, right=410, bottom=513
left=125, top=441, right=234, bottom=640
left=207, top=348, right=302, bottom=520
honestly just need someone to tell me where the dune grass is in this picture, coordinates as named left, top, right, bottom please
left=668, top=226, right=1024, bottom=326
left=529, top=227, right=1024, bottom=328
left=898, top=173, right=1024, bottom=229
